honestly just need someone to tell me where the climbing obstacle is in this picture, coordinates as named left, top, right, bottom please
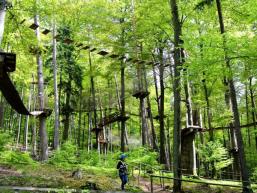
left=0, top=51, right=50, bottom=116
left=98, top=112, right=130, bottom=127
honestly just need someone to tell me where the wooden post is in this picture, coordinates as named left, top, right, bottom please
left=16, top=87, right=24, bottom=147
left=150, top=175, right=154, bottom=193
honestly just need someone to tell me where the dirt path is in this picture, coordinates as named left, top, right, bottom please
left=137, top=177, right=172, bottom=193
left=0, top=165, right=21, bottom=176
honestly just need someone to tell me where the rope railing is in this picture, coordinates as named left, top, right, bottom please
left=149, top=175, right=246, bottom=193
left=130, top=162, right=256, bottom=192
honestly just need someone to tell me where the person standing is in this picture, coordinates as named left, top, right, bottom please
left=117, top=154, right=128, bottom=190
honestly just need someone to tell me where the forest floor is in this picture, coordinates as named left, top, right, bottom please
left=0, top=164, right=253, bottom=193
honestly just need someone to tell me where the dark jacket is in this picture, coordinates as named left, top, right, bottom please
left=116, top=160, right=127, bottom=175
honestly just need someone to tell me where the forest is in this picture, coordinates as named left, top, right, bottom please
left=0, top=0, right=257, bottom=193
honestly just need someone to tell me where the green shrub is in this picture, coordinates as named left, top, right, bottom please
left=126, top=147, right=159, bottom=168
left=0, top=132, right=12, bottom=151
left=251, top=167, right=257, bottom=181
left=197, top=141, right=233, bottom=172
left=79, top=150, right=102, bottom=166
left=48, top=141, right=78, bottom=167
left=0, top=151, right=36, bottom=165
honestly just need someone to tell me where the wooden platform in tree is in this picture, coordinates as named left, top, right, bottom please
left=153, top=115, right=167, bottom=120
left=99, top=139, right=108, bottom=144
left=132, top=91, right=149, bottom=99
left=91, top=127, right=103, bottom=133
left=182, top=126, right=204, bottom=136
left=98, top=112, right=130, bottom=127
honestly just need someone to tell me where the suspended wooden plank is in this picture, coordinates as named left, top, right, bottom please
left=90, top=48, right=97, bottom=52
left=138, top=60, right=146, bottom=64
left=145, top=61, right=154, bottom=66
left=29, top=23, right=39, bottom=30
left=132, top=59, right=140, bottom=63
left=42, top=29, right=50, bottom=35
left=63, top=38, right=74, bottom=44
left=118, top=55, right=126, bottom=60
left=76, top=43, right=84, bottom=47
left=30, top=81, right=48, bottom=85
left=126, top=58, right=133, bottom=62
left=109, top=54, right=119, bottom=58
left=97, top=50, right=109, bottom=56
left=153, top=115, right=167, bottom=120
left=20, top=19, right=26, bottom=24
left=82, top=45, right=90, bottom=50
left=54, top=34, right=61, bottom=41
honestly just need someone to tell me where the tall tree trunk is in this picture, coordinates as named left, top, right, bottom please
left=35, top=14, right=48, bottom=161
left=0, top=0, right=6, bottom=127
left=52, top=22, right=59, bottom=150
left=159, top=48, right=168, bottom=167
left=202, top=77, right=213, bottom=141
left=249, top=77, right=257, bottom=149
left=63, top=79, right=71, bottom=141
left=31, top=74, right=37, bottom=157
left=24, top=81, right=33, bottom=150
left=0, top=99, right=4, bottom=128
left=170, top=0, right=182, bottom=192
left=152, top=65, right=160, bottom=113
left=77, top=88, right=82, bottom=148
left=88, top=112, right=92, bottom=152
left=16, top=88, right=24, bottom=146
left=166, top=117, right=171, bottom=170
left=183, top=70, right=193, bottom=127
left=89, top=51, right=98, bottom=149
left=0, top=0, right=6, bottom=46
left=144, top=66, right=159, bottom=151
left=216, top=0, right=253, bottom=192
left=140, top=97, right=147, bottom=146
left=245, top=83, right=251, bottom=146
left=120, top=61, right=126, bottom=152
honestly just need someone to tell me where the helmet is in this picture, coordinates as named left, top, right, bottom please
left=119, top=154, right=127, bottom=160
